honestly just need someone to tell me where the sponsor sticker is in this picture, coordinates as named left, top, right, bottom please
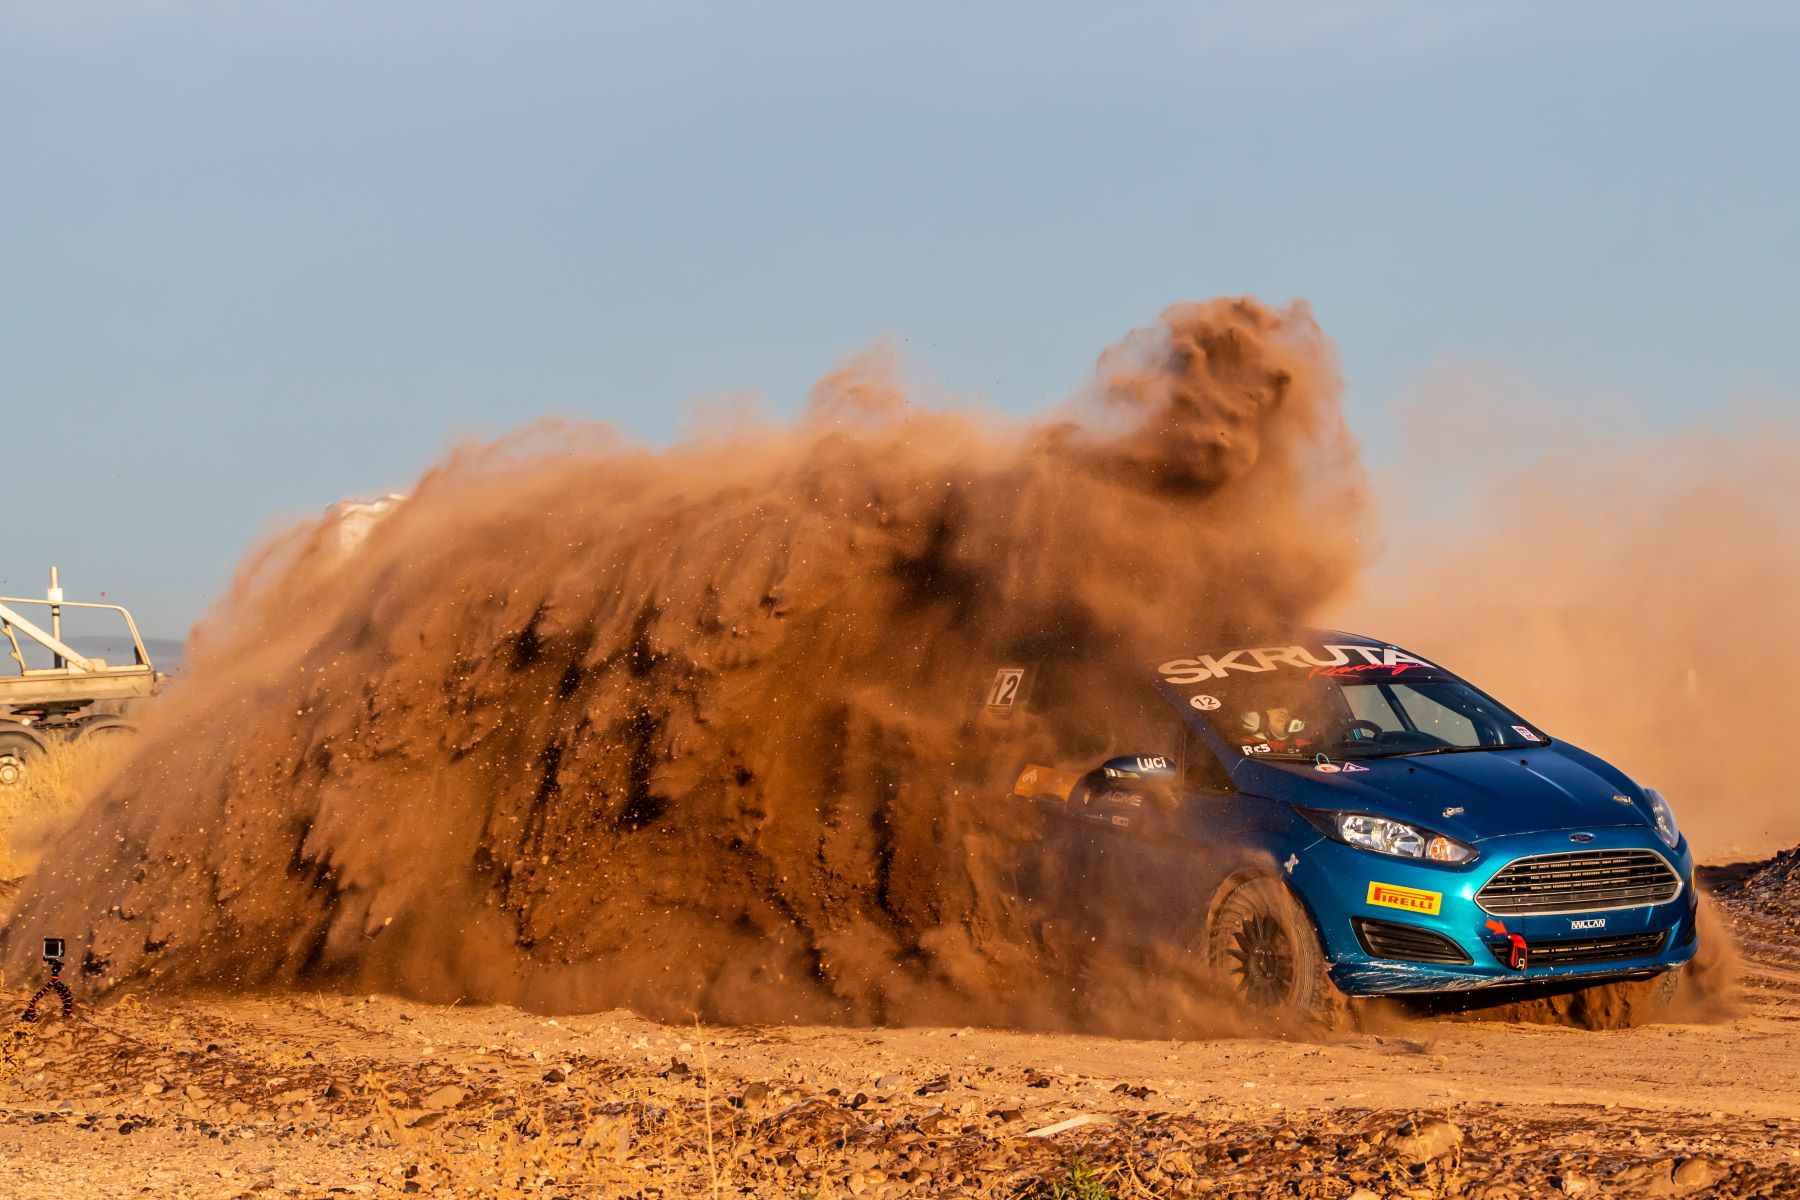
left=1013, top=764, right=1082, bottom=801
left=1340, top=762, right=1369, bottom=773
left=1189, top=694, right=1222, bottom=711
left=1159, top=643, right=1437, bottom=685
left=1513, top=725, right=1543, bottom=742
left=1367, top=881, right=1443, bottom=916
left=1570, top=917, right=1607, bottom=931
left=1314, top=762, right=1342, bottom=773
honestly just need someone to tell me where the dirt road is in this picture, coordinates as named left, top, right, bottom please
left=2, top=881, right=1796, bottom=1199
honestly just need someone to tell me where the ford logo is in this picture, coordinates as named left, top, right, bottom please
left=1569, top=832, right=1595, bottom=843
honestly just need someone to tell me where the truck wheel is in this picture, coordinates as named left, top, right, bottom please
left=0, top=728, right=47, bottom=795
left=74, top=716, right=136, bottom=744
left=1206, top=873, right=1347, bottom=1025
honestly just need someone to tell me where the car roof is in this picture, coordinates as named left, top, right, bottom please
left=1147, top=627, right=1390, bottom=667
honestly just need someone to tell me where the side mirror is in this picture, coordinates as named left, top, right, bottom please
left=1099, top=755, right=1177, bottom=785
left=1098, top=755, right=1179, bottom=811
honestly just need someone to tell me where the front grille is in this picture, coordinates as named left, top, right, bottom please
left=1354, top=917, right=1473, bottom=965
left=1487, top=930, right=1667, bottom=967
left=1476, top=849, right=1681, bottom=915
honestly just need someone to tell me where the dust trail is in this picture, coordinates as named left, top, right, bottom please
left=0, top=298, right=1367, bottom=1029
left=1339, top=377, right=1800, bottom=859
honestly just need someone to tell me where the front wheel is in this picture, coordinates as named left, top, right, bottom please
left=0, top=728, right=48, bottom=796
left=1205, top=873, right=1348, bottom=1025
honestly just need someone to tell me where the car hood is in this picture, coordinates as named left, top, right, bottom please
left=1235, top=742, right=1658, bottom=843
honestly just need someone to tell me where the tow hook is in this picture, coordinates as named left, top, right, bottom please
left=1505, top=933, right=1529, bottom=970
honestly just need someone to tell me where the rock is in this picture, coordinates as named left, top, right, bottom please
left=542, top=1067, right=567, bottom=1083
left=1673, top=1158, right=1726, bottom=1192
left=741, top=1082, right=770, bottom=1107
left=1555, top=1170, right=1595, bottom=1197
left=1611, top=1160, right=1679, bottom=1194
left=422, top=1084, right=466, bottom=1110
left=1387, top=1117, right=1464, bottom=1164
left=322, top=1082, right=347, bottom=1100
left=184, top=1084, right=205, bottom=1101
left=1347, top=1191, right=1381, bottom=1200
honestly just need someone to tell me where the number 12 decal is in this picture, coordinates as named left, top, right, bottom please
left=986, top=667, right=1026, bottom=713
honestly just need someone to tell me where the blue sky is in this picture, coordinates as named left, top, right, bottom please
left=3, top=1, right=1796, bottom=636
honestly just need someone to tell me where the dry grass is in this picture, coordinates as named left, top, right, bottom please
left=0, top=734, right=125, bottom=878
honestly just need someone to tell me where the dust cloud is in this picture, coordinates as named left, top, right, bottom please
left=1338, top=375, right=1800, bottom=858
left=0, top=298, right=1368, bottom=1028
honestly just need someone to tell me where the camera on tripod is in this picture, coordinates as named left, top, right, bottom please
left=42, top=938, right=65, bottom=974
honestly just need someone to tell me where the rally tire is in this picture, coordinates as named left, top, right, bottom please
left=1205, top=872, right=1348, bottom=1026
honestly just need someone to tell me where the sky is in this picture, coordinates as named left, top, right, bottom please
left=3, top=1, right=1797, bottom=637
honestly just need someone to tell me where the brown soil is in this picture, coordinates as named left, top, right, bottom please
left=0, top=877, right=1793, bottom=1199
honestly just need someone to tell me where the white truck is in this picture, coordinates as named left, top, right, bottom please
left=0, top=568, right=161, bottom=795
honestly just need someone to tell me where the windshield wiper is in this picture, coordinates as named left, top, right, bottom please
left=1380, top=744, right=1521, bottom=758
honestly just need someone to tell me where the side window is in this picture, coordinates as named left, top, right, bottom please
left=1183, top=729, right=1234, bottom=793
left=1392, top=686, right=1479, bottom=744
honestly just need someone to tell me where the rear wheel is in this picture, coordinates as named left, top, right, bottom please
left=1206, top=873, right=1347, bottom=1025
left=0, top=728, right=48, bottom=796
left=73, top=716, right=136, bottom=744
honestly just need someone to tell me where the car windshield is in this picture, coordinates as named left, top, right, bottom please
left=1166, top=649, right=1547, bottom=760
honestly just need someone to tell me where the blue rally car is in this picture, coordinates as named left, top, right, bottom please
left=992, top=631, right=1697, bottom=1019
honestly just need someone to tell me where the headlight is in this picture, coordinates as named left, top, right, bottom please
left=1301, top=810, right=1477, bottom=864
left=1645, top=788, right=1681, bottom=850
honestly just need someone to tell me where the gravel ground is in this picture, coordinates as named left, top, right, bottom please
left=2, top=873, right=1798, bottom=1198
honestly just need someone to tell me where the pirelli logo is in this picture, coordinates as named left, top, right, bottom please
left=1367, top=881, right=1443, bottom=916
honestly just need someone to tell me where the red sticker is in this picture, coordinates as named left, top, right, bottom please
left=1513, top=725, right=1542, bottom=742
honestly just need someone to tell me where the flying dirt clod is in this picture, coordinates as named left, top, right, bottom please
left=0, top=298, right=1369, bottom=1031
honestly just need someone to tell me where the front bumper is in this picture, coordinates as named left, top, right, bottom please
left=1286, top=826, right=1698, bottom=995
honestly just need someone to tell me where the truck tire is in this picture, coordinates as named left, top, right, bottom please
left=1205, top=872, right=1349, bottom=1026
left=0, top=727, right=48, bottom=795
left=73, top=716, right=136, bottom=744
